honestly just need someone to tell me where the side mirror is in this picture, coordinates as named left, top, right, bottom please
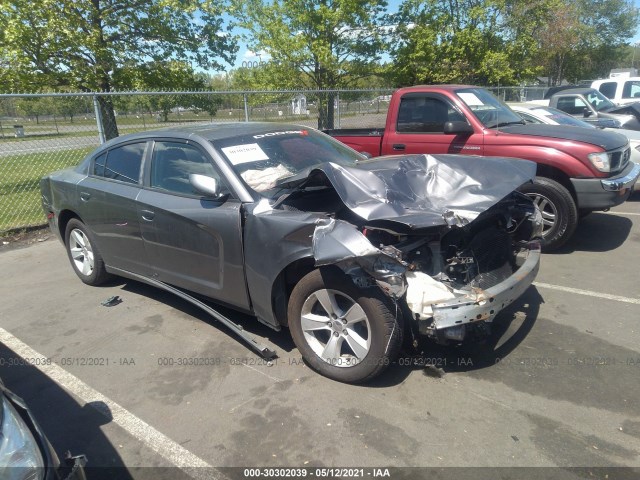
left=444, top=121, right=474, bottom=135
left=360, top=151, right=373, bottom=159
left=583, top=108, right=593, bottom=118
left=189, top=174, right=221, bottom=197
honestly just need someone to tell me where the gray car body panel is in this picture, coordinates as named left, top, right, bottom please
left=42, top=123, right=538, bottom=331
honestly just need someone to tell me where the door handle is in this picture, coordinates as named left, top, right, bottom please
left=392, top=144, right=406, bottom=151
left=79, top=192, right=91, bottom=202
left=141, top=209, right=155, bottom=221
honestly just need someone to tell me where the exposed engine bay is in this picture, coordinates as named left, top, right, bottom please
left=280, top=169, right=543, bottom=344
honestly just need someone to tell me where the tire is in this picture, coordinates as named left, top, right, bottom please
left=288, top=268, right=403, bottom=383
left=518, top=177, right=578, bottom=251
left=64, top=218, right=111, bottom=286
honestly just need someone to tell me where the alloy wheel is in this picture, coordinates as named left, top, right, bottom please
left=300, top=289, right=371, bottom=367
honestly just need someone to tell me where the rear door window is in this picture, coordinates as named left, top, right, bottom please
left=93, top=142, right=146, bottom=184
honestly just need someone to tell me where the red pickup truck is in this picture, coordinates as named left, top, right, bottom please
left=326, top=85, right=640, bottom=250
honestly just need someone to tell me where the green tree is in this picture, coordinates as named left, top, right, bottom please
left=114, top=61, right=221, bottom=122
left=388, top=0, right=540, bottom=87
left=506, top=0, right=639, bottom=84
left=0, top=0, right=236, bottom=139
left=231, top=0, right=389, bottom=128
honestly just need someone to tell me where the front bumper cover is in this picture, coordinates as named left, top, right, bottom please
left=571, top=162, right=640, bottom=209
left=430, top=241, right=541, bottom=331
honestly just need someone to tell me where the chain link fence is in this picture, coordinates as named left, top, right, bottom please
left=0, top=89, right=394, bottom=233
left=3, top=86, right=561, bottom=233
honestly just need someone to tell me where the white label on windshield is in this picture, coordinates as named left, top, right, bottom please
left=221, top=143, right=269, bottom=165
left=458, top=92, right=484, bottom=106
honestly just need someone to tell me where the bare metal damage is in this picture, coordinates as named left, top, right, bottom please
left=244, top=153, right=541, bottom=340
left=312, top=219, right=408, bottom=298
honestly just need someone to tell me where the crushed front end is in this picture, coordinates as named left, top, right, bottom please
left=313, top=191, right=542, bottom=344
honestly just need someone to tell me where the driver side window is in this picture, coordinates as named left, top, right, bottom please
left=397, top=96, right=455, bottom=133
left=150, top=142, right=229, bottom=196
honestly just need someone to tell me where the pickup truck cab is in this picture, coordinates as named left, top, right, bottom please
left=326, top=85, right=640, bottom=250
left=592, top=77, right=640, bottom=105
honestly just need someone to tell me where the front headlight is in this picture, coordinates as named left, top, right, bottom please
left=587, top=152, right=611, bottom=172
left=0, top=397, right=44, bottom=480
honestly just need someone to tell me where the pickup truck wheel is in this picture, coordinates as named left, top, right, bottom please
left=519, top=177, right=578, bottom=251
left=288, top=268, right=402, bottom=383
left=64, top=218, right=111, bottom=286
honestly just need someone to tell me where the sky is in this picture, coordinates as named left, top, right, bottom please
left=231, top=0, right=640, bottom=71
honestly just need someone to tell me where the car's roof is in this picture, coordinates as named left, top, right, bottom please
left=101, top=122, right=312, bottom=148
left=551, top=87, right=597, bottom=95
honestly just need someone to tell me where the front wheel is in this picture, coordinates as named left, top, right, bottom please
left=519, top=177, right=578, bottom=251
left=288, top=268, right=403, bottom=383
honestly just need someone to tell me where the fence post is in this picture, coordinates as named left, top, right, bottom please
left=93, top=95, right=106, bottom=144
left=243, top=94, right=249, bottom=122
left=336, top=92, right=340, bottom=129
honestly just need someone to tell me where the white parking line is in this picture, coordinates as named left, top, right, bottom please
left=608, top=211, right=640, bottom=216
left=0, top=327, right=224, bottom=480
left=534, top=282, right=640, bottom=305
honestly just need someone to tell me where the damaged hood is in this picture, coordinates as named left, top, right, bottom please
left=300, top=154, right=536, bottom=228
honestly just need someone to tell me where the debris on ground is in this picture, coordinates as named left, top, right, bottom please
left=0, top=226, right=51, bottom=252
left=101, top=296, right=122, bottom=307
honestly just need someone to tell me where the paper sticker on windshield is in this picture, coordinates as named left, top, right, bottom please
left=221, top=143, right=269, bottom=165
left=458, top=92, right=484, bottom=106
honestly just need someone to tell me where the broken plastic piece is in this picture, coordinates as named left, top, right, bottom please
left=405, top=271, right=456, bottom=318
left=101, top=296, right=122, bottom=307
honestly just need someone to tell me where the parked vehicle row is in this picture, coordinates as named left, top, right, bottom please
left=39, top=85, right=640, bottom=384
left=529, top=87, right=640, bottom=131
left=325, top=85, right=640, bottom=250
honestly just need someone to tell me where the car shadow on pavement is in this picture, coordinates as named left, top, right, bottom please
left=0, top=343, right=136, bottom=480
left=626, top=190, right=640, bottom=201
left=553, top=212, right=632, bottom=254
left=119, top=280, right=297, bottom=353
left=368, top=286, right=544, bottom=387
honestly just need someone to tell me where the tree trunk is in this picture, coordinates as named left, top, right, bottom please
left=326, top=92, right=335, bottom=130
left=97, top=96, right=119, bottom=140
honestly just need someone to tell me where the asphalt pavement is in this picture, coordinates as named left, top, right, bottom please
left=0, top=192, right=639, bottom=479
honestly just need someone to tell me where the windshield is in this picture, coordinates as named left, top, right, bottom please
left=585, top=90, right=617, bottom=112
left=531, top=107, right=596, bottom=128
left=455, top=88, right=524, bottom=128
left=212, top=128, right=364, bottom=196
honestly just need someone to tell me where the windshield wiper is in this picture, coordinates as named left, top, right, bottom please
left=487, top=120, right=526, bottom=128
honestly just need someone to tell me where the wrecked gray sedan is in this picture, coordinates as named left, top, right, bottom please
left=41, top=123, right=542, bottom=383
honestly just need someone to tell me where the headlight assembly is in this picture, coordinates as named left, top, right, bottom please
left=0, top=397, right=44, bottom=480
left=587, top=152, right=611, bottom=172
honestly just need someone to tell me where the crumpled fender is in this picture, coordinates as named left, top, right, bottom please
left=312, top=218, right=408, bottom=298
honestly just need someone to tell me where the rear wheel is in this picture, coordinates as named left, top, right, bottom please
left=288, top=268, right=402, bottom=383
left=64, top=218, right=111, bottom=286
left=519, top=177, right=578, bottom=251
